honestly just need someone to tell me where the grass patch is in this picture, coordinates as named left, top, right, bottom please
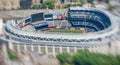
left=47, top=30, right=83, bottom=33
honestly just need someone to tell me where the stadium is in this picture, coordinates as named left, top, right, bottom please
left=4, top=7, right=120, bottom=56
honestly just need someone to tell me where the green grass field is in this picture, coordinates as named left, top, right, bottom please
left=47, top=30, right=83, bottom=33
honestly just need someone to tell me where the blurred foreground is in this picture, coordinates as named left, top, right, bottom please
left=0, top=50, right=59, bottom=65
left=1, top=49, right=120, bottom=65
left=56, top=49, right=120, bottom=65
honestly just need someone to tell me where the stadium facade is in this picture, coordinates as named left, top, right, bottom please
left=4, top=7, right=120, bottom=56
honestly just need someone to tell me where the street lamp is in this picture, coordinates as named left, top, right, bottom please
left=46, top=5, right=49, bottom=13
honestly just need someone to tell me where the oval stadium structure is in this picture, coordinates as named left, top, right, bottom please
left=4, top=7, right=120, bottom=56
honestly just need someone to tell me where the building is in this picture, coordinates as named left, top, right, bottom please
left=3, top=7, right=120, bottom=56
left=0, top=0, right=20, bottom=10
left=20, top=0, right=32, bottom=9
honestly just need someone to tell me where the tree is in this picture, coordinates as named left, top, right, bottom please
left=56, top=49, right=120, bottom=65
left=33, top=4, right=41, bottom=9
left=44, top=0, right=55, bottom=9
left=79, top=0, right=85, bottom=6
left=56, top=53, right=73, bottom=65
left=32, top=0, right=55, bottom=9
left=87, top=0, right=94, bottom=4
left=108, top=4, right=114, bottom=11
left=8, top=50, right=17, bottom=60
left=105, top=0, right=110, bottom=4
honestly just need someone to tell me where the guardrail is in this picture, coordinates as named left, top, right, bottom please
left=4, top=28, right=110, bottom=46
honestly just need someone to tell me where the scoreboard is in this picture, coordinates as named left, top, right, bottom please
left=31, top=12, right=44, bottom=22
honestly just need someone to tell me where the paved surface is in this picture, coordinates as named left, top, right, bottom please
left=0, top=9, right=67, bottom=19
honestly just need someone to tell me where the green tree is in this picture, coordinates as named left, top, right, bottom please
left=87, top=0, right=94, bottom=4
left=44, top=0, right=55, bottom=9
left=32, top=0, right=55, bottom=9
left=8, top=50, right=17, bottom=60
left=57, top=49, right=120, bottom=65
left=105, top=0, right=110, bottom=4
left=33, top=4, right=41, bottom=9
left=79, top=0, right=84, bottom=6
left=116, top=55, right=120, bottom=64
left=41, top=4, right=47, bottom=9
left=108, top=4, right=114, bottom=11
left=56, top=53, right=73, bottom=65
left=64, top=4, right=71, bottom=8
